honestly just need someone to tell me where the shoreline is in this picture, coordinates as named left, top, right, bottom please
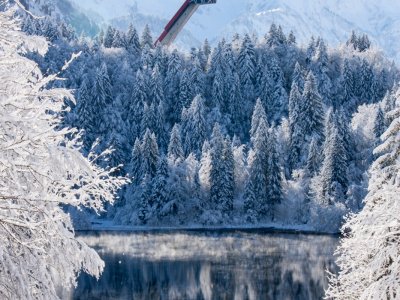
left=77, top=222, right=340, bottom=236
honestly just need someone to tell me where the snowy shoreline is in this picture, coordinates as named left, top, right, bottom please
left=78, top=221, right=340, bottom=236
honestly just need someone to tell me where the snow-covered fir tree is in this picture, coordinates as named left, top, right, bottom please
left=167, top=124, right=183, bottom=162
left=181, top=95, right=207, bottom=157
left=139, top=129, right=159, bottom=179
left=374, top=106, right=386, bottom=139
left=245, top=118, right=269, bottom=217
left=150, top=155, right=169, bottom=219
left=319, top=125, right=348, bottom=205
left=265, top=128, right=283, bottom=219
left=140, top=24, right=153, bottom=49
left=327, top=86, right=400, bottom=300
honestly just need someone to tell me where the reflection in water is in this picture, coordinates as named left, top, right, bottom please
left=64, top=230, right=338, bottom=300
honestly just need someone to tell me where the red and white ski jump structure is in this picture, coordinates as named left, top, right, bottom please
left=155, top=0, right=217, bottom=46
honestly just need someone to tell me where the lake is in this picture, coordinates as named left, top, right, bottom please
left=64, top=229, right=338, bottom=300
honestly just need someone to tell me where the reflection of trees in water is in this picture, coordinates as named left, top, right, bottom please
left=70, top=232, right=338, bottom=300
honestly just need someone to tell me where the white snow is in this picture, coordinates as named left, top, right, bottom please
left=70, top=0, right=400, bottom=62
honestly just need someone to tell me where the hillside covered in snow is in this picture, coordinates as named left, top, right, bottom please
left=69, top=0, right=400, bottom=62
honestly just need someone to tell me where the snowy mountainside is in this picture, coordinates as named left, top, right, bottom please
left=70, top=0, right=400, bottom=62
left=17, top=0, right=99, bottom=36
left=109, top=6, right=201, bottom=51
left=67, top=0, right=202, bottom=49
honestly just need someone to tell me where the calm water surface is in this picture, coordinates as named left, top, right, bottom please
left=66, top=229, right=338, bottom=300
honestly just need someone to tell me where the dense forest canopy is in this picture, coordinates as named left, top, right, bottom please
left=19, top=9, right=399, bottom=232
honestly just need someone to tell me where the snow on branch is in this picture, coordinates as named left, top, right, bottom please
left=0, top=8, right=127, bottom=300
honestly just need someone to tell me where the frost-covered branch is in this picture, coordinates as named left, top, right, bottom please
left=0, top=7, right=127, bottom=300
left=326, top=87, right=400, bottom=299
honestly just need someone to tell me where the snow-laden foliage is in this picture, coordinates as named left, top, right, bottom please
left=0, top=8, right=126, bottom=299
left=18, top=5, right=399, bottom=232
left=326, top=85, right=400, bottom=299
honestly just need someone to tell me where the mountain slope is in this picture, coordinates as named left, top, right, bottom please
left=70, top=0, right=400, bottom=62
left=17, top=0, right=99, bottom=36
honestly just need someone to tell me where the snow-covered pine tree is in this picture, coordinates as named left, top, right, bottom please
left=305, top=36, right=316, bottom=64
left=208, top=39, right=224, bottom=79
left=140, top=129, right=159, bottom=179
left=254, top=55, right=265, bottom=95
left=244, top=178, right=257, bottom=222
left=75, top=75, right=92, bottom=129
left=327, top=87, right=400, bottom=300
left=266, top=56, right=288, bottom=121
left=383, top=90, right=397, bottom=126
left=140, top=102, right=156, bottom=137
left=151, top=65, right=164, bottom=105
left=287, top=82, right=303, bottom=172
left=164, top=50, right=182, bottom=122
left=203, top=38, right=211, bottom=61
left=199, top=140, right=212, bottom=195
left=222, top=42, right=236, bottom=74
left=150, top=155, right=169, bottom=217
left=301, top=72, right=325, bottom=140
left=137, top=174, right=152, bottom=224
left=374, top=106, right=386, bottom=139
left=319, top=125, right=348, bottom=205
left=178, top=69, right=191, bottom=112
left=233, top=142, right=247, bottom=196
left=209, top=124, right=225, bottom=209
left=237, top=34, right=256, bottom=99
left=292, top=61, right=305, bottom=92
left=359, top=58, right=374, bottom=103
left=140, top=24, right=153, bottom=49
left=153, top=45, right=168, bottom=76
left=168, top=124, right=184, bottom=161
left=212, top=66, right=225, bottom=108
left=265, top=128, right=283, bottom=219
left=112, top=30, right=124, bottom=48
left=219, top=66, right=235, bottom=113
left=220, top=136, right=235, bottom=212
left=312, top=38, right=332, bottom=106
left=156, top=99, right=168, bottom=151
left=103, top=25, right=115, bottom=48
left=104, top=130, right=126, bottom=173
left=189, top=57, right=205, bottom=100
left=181, top=95, right=207, bottom=157
left=287, top=30, right=296, bottom=45
left=91, top=62, right=112, bottom=134
left=323, top=108, right=335, bottom=146
left=246, top=118, right=269, bottom=216
left=306, top=135, right=321, bottom=176
left=250, top=98, right=268, bottom=143
left=336, top=108, right=355, bottom=163
left=346, top=30, right=358, bottom=50
left=265, top=23, right=285, bottom=48
left=358, top=34, right=371, bottom=52
left=129, top=138, right=142, bottom=183
left=340, top=58, right=355, bottom=107
left=197, top=47, right=207, bottom=71
left=229, top=72, right=246, bottom=138
left=129, top=69, right=148, bottom=136
left=125, top=23, right=141, bottom=56
left=141, top=44, right=154, bottom=70
left=95, top=62, right=113, bottom=105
